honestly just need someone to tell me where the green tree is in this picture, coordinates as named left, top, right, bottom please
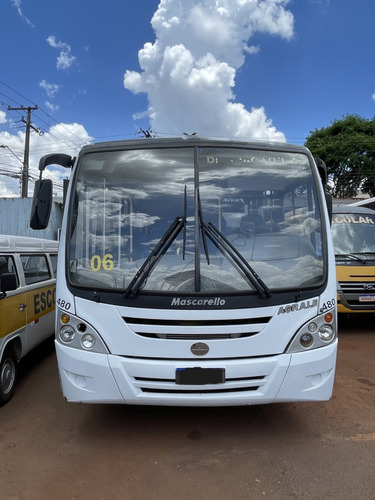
left=305, top=114, right=375, bottom=198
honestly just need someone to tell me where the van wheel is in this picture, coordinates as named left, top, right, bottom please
left=0, top=348, right=18, bottom=406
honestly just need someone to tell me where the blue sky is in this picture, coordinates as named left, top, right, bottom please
left=1, top=0, right=375, bottom=196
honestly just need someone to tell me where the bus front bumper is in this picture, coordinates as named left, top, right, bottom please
left=55, top=340, right=337, bottom=406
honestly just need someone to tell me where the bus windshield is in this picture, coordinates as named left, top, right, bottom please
left=68, top=145, right=325, bottom=295
left=332, top=210, right=375, bottom=259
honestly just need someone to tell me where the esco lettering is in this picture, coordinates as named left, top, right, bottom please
left=34, top=287, right=56, bottom=315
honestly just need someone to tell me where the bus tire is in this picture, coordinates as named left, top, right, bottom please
left=0, top=347, right=18, bottom=406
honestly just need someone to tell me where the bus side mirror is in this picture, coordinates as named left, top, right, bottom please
left=30, top=179, right=53, bottom=230
left=325, top=192, right=333, bottom=225
left=314, top=158, right=332, bottom=224
left=0, top=273, right=18, bottom=298
left=315, top=157, right=327, bottom=186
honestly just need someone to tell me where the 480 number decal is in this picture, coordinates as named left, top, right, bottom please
left=57, top=298, right=71, bottom=311
left=320, top=298, right=336, bottom=314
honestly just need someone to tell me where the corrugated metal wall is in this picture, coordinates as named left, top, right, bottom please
left=0, top=198, right=62, bottom=240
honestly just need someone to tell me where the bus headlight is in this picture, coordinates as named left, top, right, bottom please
left=319, top=324, right=334, bottom=342
left=81, top=334, right=96, bottom=349
left=59, top=325, right=75, bottom=343
left=300, top=333, right=314, bottom=348
left=56, top=310, right=108, bottom=354
left=286, top=310, right=337, bottom=354
left=308, top=322, right=318, bottom=333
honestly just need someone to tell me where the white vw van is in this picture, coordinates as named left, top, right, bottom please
left=0, top=235, right=58, bottom=405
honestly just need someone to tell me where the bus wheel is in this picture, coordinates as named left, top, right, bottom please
left=0, top=348, right=18, bottom=406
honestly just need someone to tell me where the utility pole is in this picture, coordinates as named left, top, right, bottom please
left=8, top=105, right=38, bottom=197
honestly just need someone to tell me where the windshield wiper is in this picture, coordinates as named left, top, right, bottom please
left=202, top=221, right=272, bottom=298
left=196, top=189, right=270, bottom=298
left=182, top=185, right=187, bottom=260
left=197, top=189, right=210, bottom=264
left=335, top=253, right=367, bottom=264
left=124, top=215, right=186, bottom=297
left=125, top=186, right=188, bottom=298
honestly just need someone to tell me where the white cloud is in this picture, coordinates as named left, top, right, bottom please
left=40, top=80, right=61, bottom=98
left=0, top=178, right=18, bottom=197
left=46, top=35, right=67, bottom=50
left=244, top=45, right=260, bottom=55
left=56, top=51, right=76, bottom=70
left=0, top=124, right=92, bottom=197
left=0, top=110, right=7, bottom=125
left=372, top=92, right=375, bottom=101
left=45, top=101, right=60, bottom=112
left=11, top=0, right=34, bottom=27
left=124, top=0, right=294, bottom=140
left=46, top=35, right=76, bottom=70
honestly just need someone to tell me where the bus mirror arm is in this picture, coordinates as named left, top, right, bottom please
left=38, top=153, right=74, bottom=172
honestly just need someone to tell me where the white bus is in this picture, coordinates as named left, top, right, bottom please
left=0, top=235, right=58, bottom=405
left=31, top=138, right=337, bottom=406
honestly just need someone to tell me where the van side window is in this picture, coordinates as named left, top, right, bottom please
left=21, top=255, right=52, bottom=285
left=0, top=256, right=19, bottom=287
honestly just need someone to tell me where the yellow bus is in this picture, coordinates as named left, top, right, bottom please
left=0, top=235, right=58, bottom=405
left=332, top=205, right=375, bottom=313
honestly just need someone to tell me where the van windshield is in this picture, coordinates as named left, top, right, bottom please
left=68, top=146, right=325, bottom=294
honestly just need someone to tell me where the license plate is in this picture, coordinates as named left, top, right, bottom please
left=359, top=295, right=375, bottom=302
left=176, top=367, right=225, bottom=385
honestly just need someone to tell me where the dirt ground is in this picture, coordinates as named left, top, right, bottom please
left=1, top=314, right=375, bottom=500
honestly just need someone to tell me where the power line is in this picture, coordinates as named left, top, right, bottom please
left=0, top=80, right=90, bottom=152
left=7, top=105, right=38, bottom=198
left=0, top=80, right=38, bottom=108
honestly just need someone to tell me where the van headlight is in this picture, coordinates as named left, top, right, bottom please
left=286, top=311, right=337, bottom=354
left=57, top=310, right=108, bottom=354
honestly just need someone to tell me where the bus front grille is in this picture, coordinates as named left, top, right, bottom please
left=133, top=374, right=265, bottom=394
left=339, top=281, right=375, bottom=306
left=123, top=316, right=272, bottom=340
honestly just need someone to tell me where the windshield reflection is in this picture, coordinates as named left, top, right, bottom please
left=68, top=146, right=324, bottom=294
left=332, top=212, right=375, bottom=258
